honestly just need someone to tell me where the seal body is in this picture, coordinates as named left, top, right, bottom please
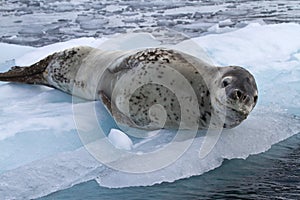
left=0, top=46, right=258, bottom=130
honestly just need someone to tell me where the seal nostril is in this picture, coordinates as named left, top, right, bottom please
left=228, top=89, right=244, bottom=100
left=243, top=95, right=250, bottom=104
left=236, top=90, right=242, bottom=99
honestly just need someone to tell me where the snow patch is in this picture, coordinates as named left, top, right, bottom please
left=108, top=129, right=133, bottom=150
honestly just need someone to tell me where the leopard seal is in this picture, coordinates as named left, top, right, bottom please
left=0, top=46, right=258, bottom=130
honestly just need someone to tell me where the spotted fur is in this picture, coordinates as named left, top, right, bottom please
left=0, top=47, right=258, bottom=130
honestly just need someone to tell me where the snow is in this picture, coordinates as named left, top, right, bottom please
left=15, top=37, right=107, bottom=66
left=164, top=5, right=228, bottom=15
left=108, top=129, right=133, bottom=150
left=0, top=43, right=34, bottom=63
left=79, top=18, right=110, bottom=31
left=195, top=23, right=300, bottom=71
left=218, top=19, right=235, bottom=28
left=0, top=23, right=300, bottom=199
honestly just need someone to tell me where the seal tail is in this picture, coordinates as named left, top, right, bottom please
left=0, top=56, right=52, bottom=87
left=0, top=65, right=48, bottom=86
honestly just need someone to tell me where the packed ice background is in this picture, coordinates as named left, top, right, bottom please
left=0, top=0, right=300, bottom=199
left=1, top=0, right=300, bottom=47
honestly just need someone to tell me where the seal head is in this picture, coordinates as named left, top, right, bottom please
left=213, top=66, right=258, bottom=128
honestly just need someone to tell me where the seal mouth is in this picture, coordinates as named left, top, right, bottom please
left=228, top=108, right=248, bottom=120
left=215, top=97, right=249, bottom=119
left=223, top=106, right=248, bottom=128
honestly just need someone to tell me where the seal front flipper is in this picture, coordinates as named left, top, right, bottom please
left=99, top=91, right=138, bottom=128
left=99, top=91, right=164, bottom=131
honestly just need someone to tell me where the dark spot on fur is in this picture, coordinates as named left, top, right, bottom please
left=201, top=114, right=207, bottom=122
left=206, top=90, right=210, bottom=96
left=163, top=58, right=170, bottom=63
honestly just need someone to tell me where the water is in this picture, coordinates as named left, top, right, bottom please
left=1, top=0, right=300, bottom=47
left=1, top=1, right=300, bottom=199
left=40, top=133, right=300, bottom=200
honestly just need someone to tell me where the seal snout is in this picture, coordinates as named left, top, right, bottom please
left=228, top=88, right=251, bottom=104
left=226, top=87, right=256, bottom=116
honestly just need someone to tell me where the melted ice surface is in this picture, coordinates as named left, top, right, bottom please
left=0, top=23, right=300, bottom=199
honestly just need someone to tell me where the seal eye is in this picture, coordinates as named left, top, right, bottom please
left=222, top=77, right=232, bottom=88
